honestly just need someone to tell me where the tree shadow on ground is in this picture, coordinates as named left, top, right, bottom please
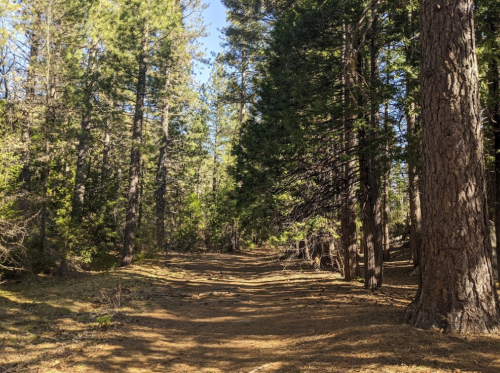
left=2, top=249, right=500, bottom=373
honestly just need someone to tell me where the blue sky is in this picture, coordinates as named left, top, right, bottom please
left=196, top=0, right=229, bottom=84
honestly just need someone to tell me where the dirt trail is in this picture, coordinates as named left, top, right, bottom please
left=2, top=248, right=500, bottom=373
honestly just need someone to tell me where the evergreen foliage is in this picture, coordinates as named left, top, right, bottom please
left=1, top=0, right=500, bottom=335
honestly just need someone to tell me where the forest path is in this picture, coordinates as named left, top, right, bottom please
left=2, top=248, right=500, bottom=373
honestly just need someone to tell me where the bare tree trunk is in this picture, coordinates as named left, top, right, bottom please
left=343, top=134, right=358, bottom=281
left=407, top=101, right=422, bottom=267
left=341, top=21, right=358, bottom=282
left=382, top=98, right=391, bottom=261
left=231, top=220, right=240, bottom=252
left=101, top=118, right=111, bottom=201
left=39, top=9, right=58, bottom=252
left=122, top=29, right=148, bottom=266
left=228, top=50, right=248, bottom=253
left=213, top=111, right=219, bottom=201
left=40, top=129, right=50, bottom=254
left=72, top=45, right=97, bottom=220
left=136, top=159, right=145, bottom=251
left=114, top=157, right=123, bottom=242
left=487, top=18, right=500, bottom=280
left=361, top=8, right=383, bottom=290
left=405, top=0, right=500, bottom=333
left=360, top=147, right=383, bottom=290
left=382, top=45, right=392, bottom=261
left=403, top=6, right=422, bottom=268
left=492, top=74, right=500, bottom=278
left=40, top=78, right=56, bottom=254
left=238, top=50, right=247, bottom=129
left=155, top=69, right=170, bottom=252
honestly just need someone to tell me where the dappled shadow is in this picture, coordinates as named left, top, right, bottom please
left=2, top=249, right=500, bottom=373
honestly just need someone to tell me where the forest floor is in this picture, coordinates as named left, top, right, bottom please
left=1, top=246, right=500, bottom=373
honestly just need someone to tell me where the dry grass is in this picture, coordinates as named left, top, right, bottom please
left=1, top=247, right=500, bottom=373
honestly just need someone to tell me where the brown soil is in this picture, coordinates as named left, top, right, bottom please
left=1, top=247, right=500, bottom=373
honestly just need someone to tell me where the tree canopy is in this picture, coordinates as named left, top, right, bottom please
left=1, top=0, right=500, bottom=334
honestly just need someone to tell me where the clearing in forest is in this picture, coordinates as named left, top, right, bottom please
left=1, top=247, right=500, bottom=373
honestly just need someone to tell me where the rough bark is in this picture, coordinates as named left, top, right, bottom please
left=403, top=5, right=422, bottom=268
left=487, top=18, right=500, bottom=280
left=404, top=0, right=500, bottom=333
left=341, top=22, right=358, bottom=282
left=342, top=133, right=358, bottom=282
left=122, top=29, right=148, bottom=266
left=361, top=8, right=383, bottom=290
left=360, top=146, right=383, bottom=289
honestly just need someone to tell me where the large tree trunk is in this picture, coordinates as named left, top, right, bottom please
left=72, top=45, right=97, bottom=220
left=361, top=8, right=383, bottom=290
left=492, top=69, right=500, bottom=279
left=487, top=16, right=500, bottom=280
left=341, top=22, right=358, bottom=282
left=122, top=30, right=148, bottom=266
left=342, top=131, right=358, bottom=282
left=404, top=5, right=422, bottom=268
left=360, top=143, right=383, bottom=290
left=404, top=0, right=500, bottom=333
